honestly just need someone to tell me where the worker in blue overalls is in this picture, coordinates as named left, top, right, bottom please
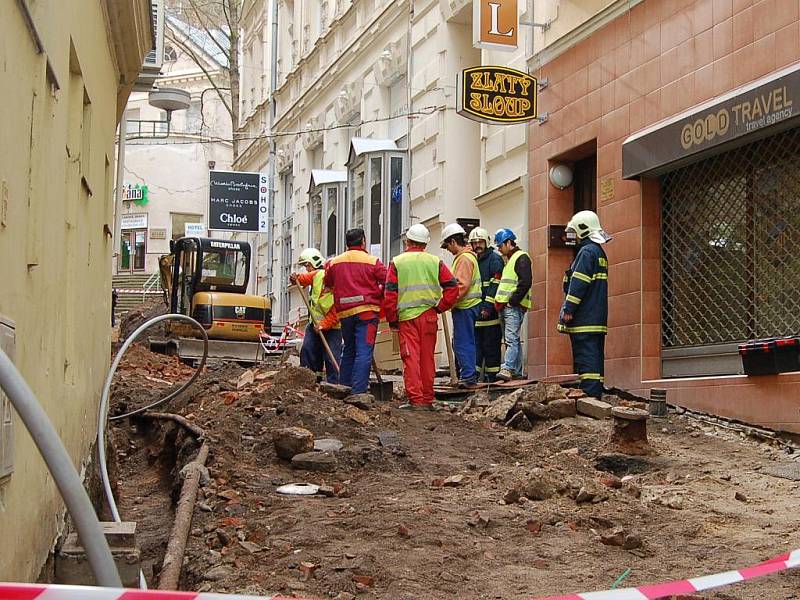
left=557, top=210, right=612, bottom=398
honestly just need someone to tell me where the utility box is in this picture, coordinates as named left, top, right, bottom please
left=0, top=315, right=15, bottom=482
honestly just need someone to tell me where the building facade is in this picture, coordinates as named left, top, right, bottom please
left=0, top=0, right=152, bottom=580
left=237, top=0, right=535, bottom=350
left=528, top=0, right=800, bottom=431
left=115, top=17, right=234, bottom=276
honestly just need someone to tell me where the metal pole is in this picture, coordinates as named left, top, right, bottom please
left=266, top=0, right=279, bottom=300
left=113, top=122, right=126, bottom=271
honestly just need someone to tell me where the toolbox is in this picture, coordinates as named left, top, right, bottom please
left=738, top=336, right=800, bottom=376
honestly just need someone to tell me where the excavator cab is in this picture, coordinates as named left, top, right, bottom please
left=165, top=237, right=271, bottom=341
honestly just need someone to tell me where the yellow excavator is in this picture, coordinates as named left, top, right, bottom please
left=152, top=237, right=274, bottom=362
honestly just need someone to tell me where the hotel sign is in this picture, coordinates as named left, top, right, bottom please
left=473, top=0, right=518, bottom=51
left=457, top=66, right=537, bottom=124
left=623, top=66, right=800, bottom=179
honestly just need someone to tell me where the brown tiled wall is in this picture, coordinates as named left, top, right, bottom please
left=528, top=0, right=800, bottom=431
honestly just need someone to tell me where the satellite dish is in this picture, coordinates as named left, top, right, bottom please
left=148, top=88, right=191, bottom=112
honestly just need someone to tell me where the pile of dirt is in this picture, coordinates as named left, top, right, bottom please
left=108, top=346, right=800, bottom=599
left=118, top=300, right=168, bottom=345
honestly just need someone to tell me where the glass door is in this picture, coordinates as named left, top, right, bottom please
left=133, top=230, right=146, bottom=271
left=119, top=233, right=132, bottom=272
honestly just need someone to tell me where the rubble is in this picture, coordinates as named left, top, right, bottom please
left=343, top=393, right=374, bottom=410
left=291, top=451, right=337, bottom=472
left=273, top=365, right=317, bottom=389
left=273, top=427, right=315, bottom=460
left=577, top=398, right=613, bottom=419
left=109, top=343, right=800, bottom=599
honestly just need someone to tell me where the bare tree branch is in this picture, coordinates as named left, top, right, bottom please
left=185, top=0, right=231, bottom=60
left=166, top=27, right=233, bottom=120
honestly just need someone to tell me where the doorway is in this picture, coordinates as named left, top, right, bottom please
left=119, top=229, right=147, bottom=272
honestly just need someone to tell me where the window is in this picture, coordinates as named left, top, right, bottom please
left=282, top=169, right=294, bottom=220
left=661, top=127, right=800, bottom=375
left=347, top=151, right=407, bottom=264
left=200, top=249, right=247, bottom=287
left=325, top=186, right=338, bottom=256
left=309, top=190, right=322, bottom=250
left=164, top=44, right=178, bottom=62
left=171, top=213, right=204, bottom=241
left=369, top=156, right=382, bottom=253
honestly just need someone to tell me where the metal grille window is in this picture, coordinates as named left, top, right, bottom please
left=661, top=127, right=800, bottom=355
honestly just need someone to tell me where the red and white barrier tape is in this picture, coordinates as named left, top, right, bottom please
left=536, top=548, right=800, bottom=600
left=0, top=585, right=287, bottom=599
left=2, top=548, right=798, bottom=600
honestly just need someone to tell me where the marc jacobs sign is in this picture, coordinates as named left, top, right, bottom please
left=457, top=66, right=538, bottom=125
left=623, top=66, right=800, bottom=179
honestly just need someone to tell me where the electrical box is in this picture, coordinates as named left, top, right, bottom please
left=0, top=315, right=15, bottom=482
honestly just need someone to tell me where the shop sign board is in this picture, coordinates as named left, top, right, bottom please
left=623, top=65, right=800, bottom=178
left=473, top=0, right=518, bottom=51
left=209, top=170, right=269, bottom=233
left=457, top=66, right=537, bottom=124
left=120, top=213, right=148, bottom=230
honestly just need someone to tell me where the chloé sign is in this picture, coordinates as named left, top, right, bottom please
left=623, top=66, right=800, bottom=179
left=457, top=66, right=538, bottom=124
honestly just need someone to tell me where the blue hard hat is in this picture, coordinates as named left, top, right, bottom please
left=494, top=228, right=517, bottom=245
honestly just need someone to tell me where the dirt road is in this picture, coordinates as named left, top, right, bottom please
left=109, top=350, right=800, bottom=599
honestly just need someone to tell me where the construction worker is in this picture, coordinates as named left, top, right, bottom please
left=557, top=210, right=611, bottom=399
left=289, top=248, right=341, bottom=384
left=441, top=223, right=482, bottom=388
left=493, top=228, right=532, bottom=381
left=468, top=227, right=504, bottom=382
left=384, top=224, right=459, bottom=410
left=324, top=228, right=387, bottom=398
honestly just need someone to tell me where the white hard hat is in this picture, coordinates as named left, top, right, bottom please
left=468, top=226, right=492, bottom=246
left=566, top=210, right=612, bottom=244
left=405, top=223, right=430, bottom=244
left=441, top=222, right=466, bottom=241
left=299, top=247, right=325, bottom=269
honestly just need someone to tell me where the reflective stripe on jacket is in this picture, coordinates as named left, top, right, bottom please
left=495, top=250, right=532, bottom=309
left=325, top=249, right=387, bottom=319
left=393, top=251, right=443, bottom=321
left=453, top=250, right=482, bottom=309
left=557, top=240, right=608, bottom=334
left=310, top=270, right=340, bottom=329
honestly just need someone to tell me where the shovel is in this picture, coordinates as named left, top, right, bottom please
left=370, top=355, right=393, bottom=402
left=294, top=283, right=340, bottom=374
left=441, top=312, right=459, bottom=386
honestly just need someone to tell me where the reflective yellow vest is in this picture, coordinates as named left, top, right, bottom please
left=495, top=250, right=532, bottom=309
left=310, top=270, right=340, bottom=329
left=393, top=251, right=443, bottom=322
left=453, top=251, right=482, bottom=309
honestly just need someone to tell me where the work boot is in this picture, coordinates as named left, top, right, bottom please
left=457, top=380, right=479, bottom=389
left=495, top=369, right=513, bottom=382
left=344, top=393, right=374, bottom=410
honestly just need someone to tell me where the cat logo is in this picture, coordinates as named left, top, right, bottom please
left=234, top=306, right=247, bottom=319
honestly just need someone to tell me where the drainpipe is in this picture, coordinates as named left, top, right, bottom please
left=266, top=0, right=279, bottom=301
left=114, top=123, right=126, bottom=270
left=406, top=0, right=413, bottom=228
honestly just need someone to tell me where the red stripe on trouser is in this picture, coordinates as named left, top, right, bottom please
left=0, top=584, right=48, bottom=599
left=399, top=309, right=438, bottom=405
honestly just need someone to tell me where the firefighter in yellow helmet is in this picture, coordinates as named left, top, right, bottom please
left=558, top=210, right=611, bottom=398
left=290, top=248, right=342, bottom=383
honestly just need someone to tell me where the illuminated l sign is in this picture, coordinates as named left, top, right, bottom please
left=473, top=0, right=518, bottom=52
